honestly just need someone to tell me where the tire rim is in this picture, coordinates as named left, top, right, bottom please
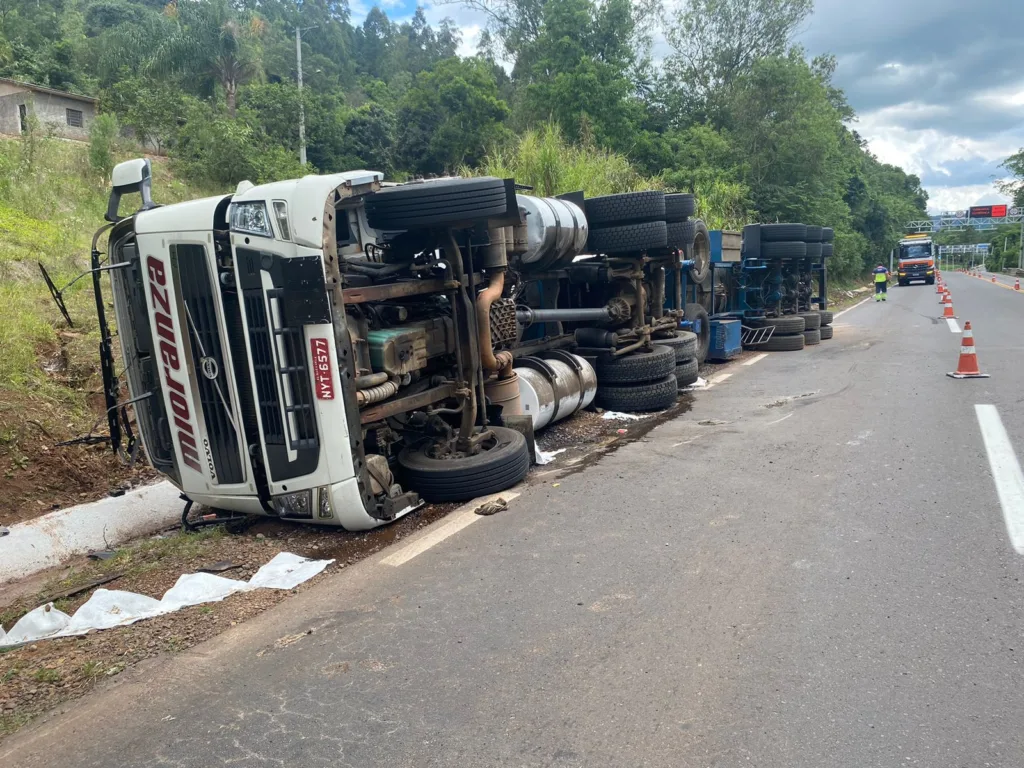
left=690, top=230, right=710, bottom=280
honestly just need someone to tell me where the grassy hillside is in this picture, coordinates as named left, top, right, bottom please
left=0, top=134, right=218, bottom=523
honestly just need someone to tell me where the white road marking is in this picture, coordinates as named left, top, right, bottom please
left=742, top=353, right=769, bottom=366
left=765, top=412, right=794, bottom=426
left=703, top=373, right=733, bottom=390
left=946, top=318, right=961, bottom=333
left=974, top=405, right=1024, bottom=555
left=671, top=436, right=701, bottom=447
left=833, top=296, right=873, bottom=319
left=381, top=491, right=521, bottom=566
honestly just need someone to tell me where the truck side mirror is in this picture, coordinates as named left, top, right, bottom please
left=106, top=158, right=156, bottom=222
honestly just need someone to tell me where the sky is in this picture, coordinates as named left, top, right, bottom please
left=356, top=0, right=1024, bottom=215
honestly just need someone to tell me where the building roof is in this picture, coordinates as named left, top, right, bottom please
left=0, top=78, right=97, bottom=104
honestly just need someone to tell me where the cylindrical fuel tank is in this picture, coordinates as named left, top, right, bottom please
left=511, top=195, right=588, bottom=271
left=513, top=352, right=597, bottom=430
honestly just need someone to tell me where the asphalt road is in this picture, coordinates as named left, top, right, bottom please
left=5, top=273, right=1024, bottom=768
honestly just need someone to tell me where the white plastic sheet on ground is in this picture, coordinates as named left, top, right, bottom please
left=600, top=411, right=646, bottom=421
left=684, top=376, right=708, bottom=390
left=0, top=552, right=332, bottom=648
left=534, top=447, right=566, bottom=465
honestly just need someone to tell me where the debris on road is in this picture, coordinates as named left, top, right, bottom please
left=474, top=498, right=509, bottom=516
left=534, top=447, right=567, bottom=465
left=600, top=411, right=646, bottom=421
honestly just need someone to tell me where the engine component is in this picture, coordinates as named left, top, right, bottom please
left=514, top=352, right=597, bottom=431
left=484, top=370, right=523, bottom=417
left=366, top=317, right=455, bottom=376
left=489, top=297, right=518, bottom=347
left=509, top=194, right=588, bottom=270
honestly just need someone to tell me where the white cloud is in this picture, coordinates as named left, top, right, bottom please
left=925, top=184, right=1009, bottom=214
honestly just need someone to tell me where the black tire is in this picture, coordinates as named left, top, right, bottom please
left=397, top=427, right=529, bottom=502
left=821, top=227, right=834, bottom=242
left=819, top=325, right=834, bottom=340
left=798, top=311, right=821, bottom=330
left=898, top=279, right=908, bottom=287
left=804, top=225, right=823, bottom=242
left=761, top=223, right=807, bottom=242
left=926, top=278, right=935, bottom=285
left=819, top=310, right=833, bottom=325
left=684, top=302, right=711, bottom=363
left=674, top=358, right=699, bottom=388
left=366, top=177, right=508, bottom=230
left=658, top=331, right=698, bottom=362
left=761, top=332, right=806, bottom=352
left=595, top=344, right=676, bottom=384
left=595, top=375, right=678, bottom=412
left=666, top=221, right=694, bottom=249
left=688, top=220, right=711, bottom=283
left=805, top=242, right=822, bottom=258
left=746, top=315, right=806, bottom=333
left=587, top=221, right=667, bottom=254
left=584, top=191, right=665, bottom=227
left=821, top=243, right=834, bottom=257
left=803, top=328, right=821, bottom=345
left=761, top=241, right=807, bottom=258
left=664, top=193, right=696, bottom=222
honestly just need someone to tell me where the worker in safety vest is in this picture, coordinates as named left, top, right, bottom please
left=873, top=264, right=889, bottom=301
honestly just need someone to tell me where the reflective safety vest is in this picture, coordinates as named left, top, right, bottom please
left=873, top=267, right=888, bottom=283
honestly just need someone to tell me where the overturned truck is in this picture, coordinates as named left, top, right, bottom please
left=93, top=160, right=706, bottom=530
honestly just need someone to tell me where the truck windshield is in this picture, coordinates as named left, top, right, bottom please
left=900, top=244, right=931, bottom=260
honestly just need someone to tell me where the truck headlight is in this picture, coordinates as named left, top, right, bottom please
left=229, top=201, right=273, bottom=237
left=317, top=486, right=333, bottom=519
left=272, top=490, right=312, bottom=518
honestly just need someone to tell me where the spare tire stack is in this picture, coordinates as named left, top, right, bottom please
left=593, top=344, right=678, bottom=412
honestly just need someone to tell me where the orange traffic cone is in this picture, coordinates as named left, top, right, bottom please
left=940, top=287, right=950, bottom=303
left=992, top=275, right=997, bottom=283
left=941, top=294, right=956, bottom=318
left=1015, top=279, right=1020, bottom=291
left=947, top=322, right=989, bottom=379
left=936, top=281, right=943, bottom=293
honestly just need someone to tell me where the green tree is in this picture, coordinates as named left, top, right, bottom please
left=88, top=112, right=121, bottom=180
left=396, top=57, right=510, bottom=173
left=664, top=0, right=812, bottom=121
left=997, top=148, right=1024, bottom=209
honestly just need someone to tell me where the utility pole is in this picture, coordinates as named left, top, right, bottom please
left=295, top=26, right=307, bottom=167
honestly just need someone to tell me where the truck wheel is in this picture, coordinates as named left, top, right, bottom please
left=746, top=315, right=806, bottom=334
left=803, top=328, right=821, bottom=345
left=821, top=243, right=834, bottom=257
left=761, top=333, right=805, bottom=352
left=821, top=227, right=834, bottom=242
left=898, top=279, right=908, bottom=287
left=684, top=303, right=711, bottom=363
left=761, top=241, right=808, bottom=258
left=595, top=344, right=676, bottom=384
left=805, top=242, right=823, bottom=258
left=819, top=325, right=834, bottom=340
left=818, top=310, right=833, bottom=325
left=587, top=221, right=667, bottom=254
left=760, top=223, right=808, bottom=242
left=584, top=191, right=665, bottom=226
left=798, top=311, right=821, bottom=329
left=658, top=331, right=698, bottom=362
left=688, top=220, right=711, bottom=283
left=674, top=358, right=699, bottom=388
left=664, top=193, right=696, bottom=222
left=365, top=177, right=508, bottom=230
left=805, top=225, right=823, bottom=242
left=398, top=427, right=529, bottom=503
left=596, top=375, right=678, bottom=412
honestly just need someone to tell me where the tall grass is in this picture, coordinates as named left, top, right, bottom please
left=465, top=123, right=663, bottom=197
left=0, top=131, right=217, bottom=430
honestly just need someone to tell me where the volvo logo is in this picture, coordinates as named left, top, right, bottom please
left=199, top=356, right=219, bottom=381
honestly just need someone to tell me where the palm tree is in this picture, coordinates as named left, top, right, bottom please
left=151, top=0, right=264, bottom=117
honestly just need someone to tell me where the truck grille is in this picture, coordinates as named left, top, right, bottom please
left=173, top=244, right=244, bottom=484
left=244, top=291, right=318, bottom=451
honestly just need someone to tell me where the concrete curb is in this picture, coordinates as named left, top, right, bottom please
left=0, top=482, right=182, bottom=583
